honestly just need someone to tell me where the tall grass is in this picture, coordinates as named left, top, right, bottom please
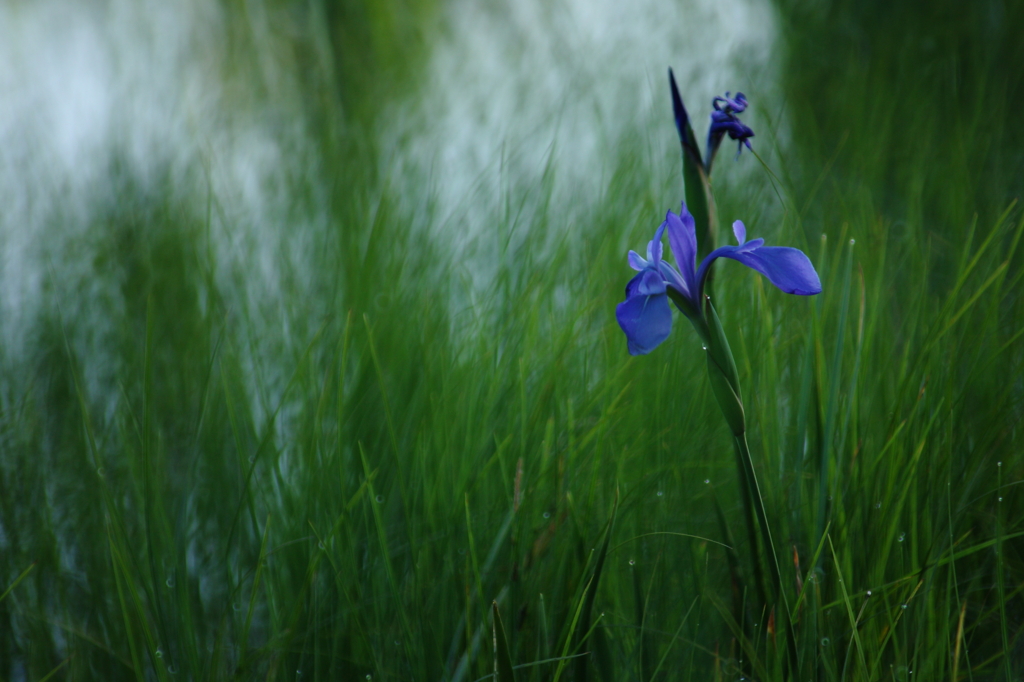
left=1, top=0, right=1022, bottom=680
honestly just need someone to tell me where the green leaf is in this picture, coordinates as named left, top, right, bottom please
left=703, top=298, right=746, bottom=437
left=492, top=601, right=516, bottom=682
left=573, top=493, right=618, bottom=682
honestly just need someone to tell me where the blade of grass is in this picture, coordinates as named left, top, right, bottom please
left=492, top=601, right=516, bottom=682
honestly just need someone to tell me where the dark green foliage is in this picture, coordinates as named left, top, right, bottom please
left=1, top=0, right=1023, bottom=680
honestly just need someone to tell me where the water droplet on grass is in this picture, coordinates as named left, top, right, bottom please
left=898, top=533, right=905, bottom=542
left=997, top=461, right=1002, bottom=466
left=704, top=479, right=710, bottom=484
left=375, top=494, right=384, bottom=503
left=96, top=467, right=105, bottom=476
left=155, top=649, right=163, bottom=659
left=628, top=559, right=635, bottom=566
left=820, top=637, right=830, bottom=646
left=542, top=511, right=550, bottom=519
left=866, top=590, right=872, bottom=596
left=901, top=604, right=908, bottom=610
left=656, top=490, right=663, bottom=497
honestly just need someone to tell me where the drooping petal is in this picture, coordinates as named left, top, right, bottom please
left=616, top=291, right=673, bottom=355
left=665, top=204, right=698, bottom=296
left=732, top=220, right=746, bottom=245
left=697, top=244, right=822, bottom=296
left=730, top=246, right=822, bottom=295
left=628, top=250, right=648, bottom=271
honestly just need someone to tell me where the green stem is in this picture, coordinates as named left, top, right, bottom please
left=692, top=298, right=800, bottom=678
left=735, top=432, right=800, bottom=678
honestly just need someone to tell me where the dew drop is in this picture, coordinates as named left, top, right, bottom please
left=166, top=576, right=175, bottom=588
left=849, top=239, right=855, bottom=245
left=820, top=637, right=830, bottom=646
left=656, top=490, right=663, bottom=497
left=704, top=479, right=710, bottom=485
left=167, top=665, right=177, bottom=675
left=901, top=604, right=908, bottom=610
left=997, top=461, right=1002, bottom=467
left=542, top=511, right=551, bottom=519
left=155, top=648, right=163, bottom=659
left=875, top=502, right=881, bottom=509
left=375, top=494, right=385, bottom=504
left=628, top=559, right=635, bottom=566
left=232, top=602, right=241, bottom=611
left=828, top=495, right=833, bottom=501
left=866, top=590, right=872, bottom=596
left=318, top=541, right=326, bottom=550
left=898, top=533, right=905, bottom=542
left=366, top=676, right=373, bottom=681
left=998, top=496, right=1003, bottom=502
left=96, top=467, right=105, bottom=477
left=394, top=640, right=399, bottom=646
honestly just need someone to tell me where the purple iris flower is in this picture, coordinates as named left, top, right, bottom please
left=706, top=92, right=754, bottom=171
left=616, top=203, right=821, bottom=355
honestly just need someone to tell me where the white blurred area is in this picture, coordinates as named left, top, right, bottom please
left=0, top=0, right=316, bottom=385
left=392, top=0, right=780, bottom=236
left=0, top=0, right=778, bottom=379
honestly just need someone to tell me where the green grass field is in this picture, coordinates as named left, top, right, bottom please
left=1, top=0, right=1022, bottom=680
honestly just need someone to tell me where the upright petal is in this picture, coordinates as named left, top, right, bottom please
left=665, top=204, right=698, bottom=296
left=732, top=220, right=746, bottom=245
left=647, top=220, right=667, bottom=266
left=616, top=292, right=673, bottom=355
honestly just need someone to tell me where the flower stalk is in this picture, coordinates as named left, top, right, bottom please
left=617, top=72, right=820, bottom=679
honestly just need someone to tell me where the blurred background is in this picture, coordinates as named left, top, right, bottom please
left=0, top=0, right=1022, bottom=679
